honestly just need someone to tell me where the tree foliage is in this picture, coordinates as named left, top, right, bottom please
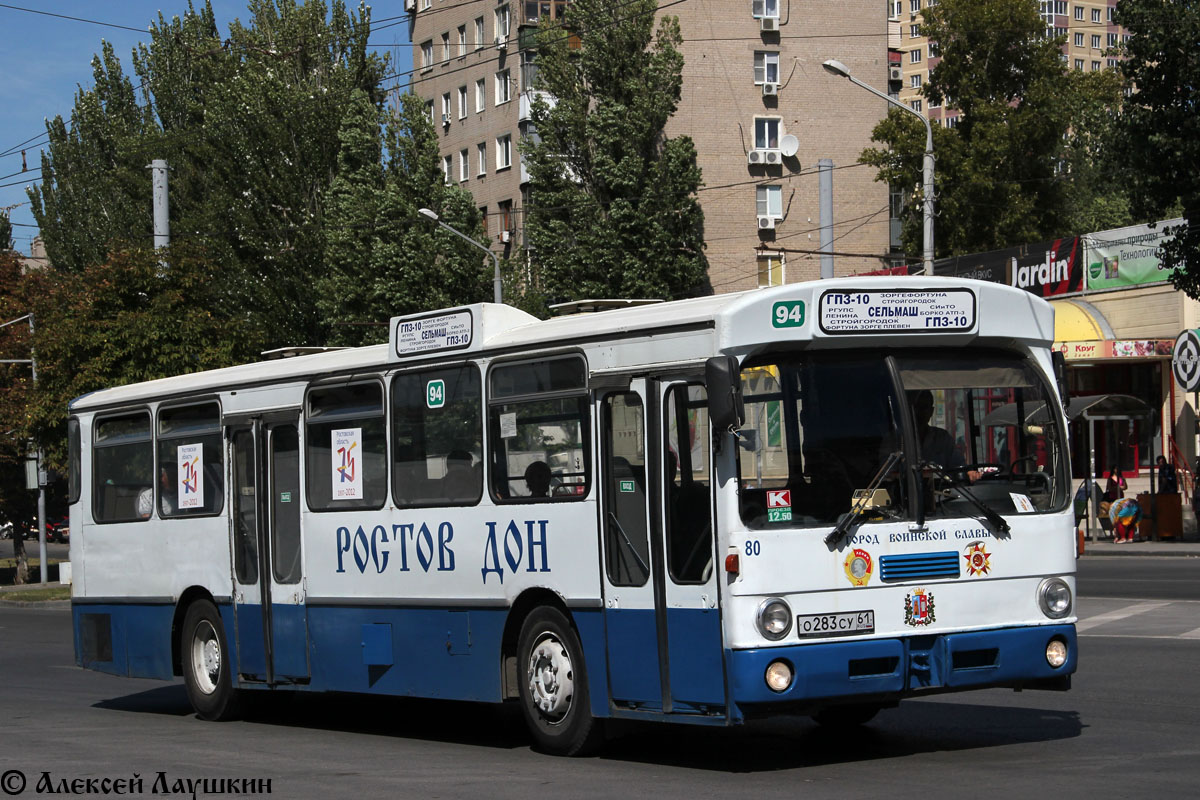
left=28, top=0, right=388, bottom=349
left=522, top=0, right=708, bottom=306
left=861, top=0, right=1129, bottom=258
left=1113, top=0, right=1200, bottom=296
left=317, top=91, right=492, bottom=346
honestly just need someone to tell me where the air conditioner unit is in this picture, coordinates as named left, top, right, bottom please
left=760, top=17, right=779, bottom=33
left=500, top=230, right=511, bottom=243
left=758, top=216, right=776, bottom=230
left=441, top=113, right=450, bottom=126
left=889, top=66, right=903, bottom=82
left=763, top=149, right=782, bottom=165
left=495, top=34, right=507, bottom=48
left=762, top=82, right=779, bottom=97
left=747, top=149, right=765, bottom=165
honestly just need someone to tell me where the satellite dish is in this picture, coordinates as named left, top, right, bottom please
left=779, top=135, right=800, bottom=158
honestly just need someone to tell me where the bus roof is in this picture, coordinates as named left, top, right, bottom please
left=70, top=277, right=1052, bottom=413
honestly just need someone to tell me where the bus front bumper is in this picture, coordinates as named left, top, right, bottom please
left=728, top=624, right=1076, bottom=709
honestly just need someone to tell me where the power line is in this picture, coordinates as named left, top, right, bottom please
left=0, top=2, right=148, bottom=34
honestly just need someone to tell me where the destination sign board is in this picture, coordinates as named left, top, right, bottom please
left=818, top=289, right=976, bottom=335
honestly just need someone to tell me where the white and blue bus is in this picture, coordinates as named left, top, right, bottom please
left=68, top=278, right=1077, bottom=755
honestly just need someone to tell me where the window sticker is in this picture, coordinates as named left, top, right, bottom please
left=499, top=412, right=518, bottom=439
left=177, top=443, right=204, bottom=510
left=332, top=428, right=363, bottom=500
left=1009, top=492, right=1035, bottom=513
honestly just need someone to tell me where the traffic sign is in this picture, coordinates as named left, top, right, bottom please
left=1172, top=329, right=1200, bottom=390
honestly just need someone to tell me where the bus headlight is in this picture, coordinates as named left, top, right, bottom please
left=757, top=598, right=793, bottom=640
left=765, top=660, right=794, bottom=692
left=1046, top=638, right=1068, bottom=668
left=1037, top=577, right=1072, bottom=619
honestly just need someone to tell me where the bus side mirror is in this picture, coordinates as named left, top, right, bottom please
left=706, top=356, right=744, bottom=434
left=1052, top=351, right=1069, bottom=409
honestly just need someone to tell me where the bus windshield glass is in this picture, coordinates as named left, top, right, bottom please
left=737, top=351, right=1069, bottom=528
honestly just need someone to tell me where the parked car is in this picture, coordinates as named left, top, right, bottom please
left=0, top=521, right=11, bottom=540
left=46, top=517, right=69, bottom=544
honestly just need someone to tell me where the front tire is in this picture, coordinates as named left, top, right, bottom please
left=517, top=607, right=603, bottom=756
left=181, top=600, right=242, bottom=721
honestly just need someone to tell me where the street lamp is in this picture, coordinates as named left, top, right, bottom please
left=822, top=59, right=935, bottom=276
left=418, top=208, right=503, bottom=304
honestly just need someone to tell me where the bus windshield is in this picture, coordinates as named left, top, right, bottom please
left=737, top=350, right=1069, bottom=529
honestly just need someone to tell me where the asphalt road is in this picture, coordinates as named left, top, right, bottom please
left=1, top=565, right=1198, bottom=799
left=1077, top=554, right=1200, bottom=600
left=0, top=539, right=68, bottom=561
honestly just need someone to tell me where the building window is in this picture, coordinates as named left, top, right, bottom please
left=442, top=155, right=452, bottom=184
left=910, top=74, right=922, bottom=88
left=494, top=4, right=511, bottom=42
left=1074, top=31, right=1084, bottom=46
left=460, top=149, right=470, bottom=182
left=910, top=24, right=920, bottom=38
left=421, top=40, right=433, bottom=69
left=426, top=100, right=435, bottom=127
left=1108, top=32, right=1118, bottom=47
left=497, top=134, right=512, bottom=169
left=910, top=0, right=921, bottom=13
left=944, top=115, right=958, bottom=128
left=498, top=200, right=514, bottom=239
left=421, top=0, right=431, bottom=9
left=1091, top=34, right=1101, bottom=48
left=495, top=69, right=511, bottom=105
left=476, top=78, right=486, bottom=112
left=456, top=25, right=467, bottom=57
left=1091, top=8, right=1101, bottom=22
left=441, top=32, right=451, bottom=62
left=910, top=98, right=922, bottom=112
left=754, top=117, right=781, bottom=149
left=757, top=253, right=784, bottom=287
left=474, top=16, right=485, bottom=50
left=441, top=92, right=451, bottom=124
left=928, top=94, right=940, bottom=108
left=756, top=185, right=782, bottom=219
left=478, top=142, right=487, bottom=176
left=1055, top=1, right=1066, bottom=13
left=753, top=0, right=780, bottom=19
left=753, top=51, right=779, bottom=84
left=521, top=50, right=539, bottom=92
left=911, top=48, right=922, bottom=63
left=1107, top=57, right=1117, bottom=67
left=458, top=86, right=468, bottom=119
left=1107, top=6, right=1114, bottom=21
left=1074, top=58, right=1084, bottom=70
left=1091, top=60, right=1101, bottom=71
left=1073, top=5, right=1083, bottom=20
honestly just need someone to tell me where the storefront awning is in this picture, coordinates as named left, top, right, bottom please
left=1051, top=299, right=1114, bottom=341
left=980, top=393, right=1153, bottom=427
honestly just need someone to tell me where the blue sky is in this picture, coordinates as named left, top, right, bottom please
left=0, top=1, right=412, bottom=256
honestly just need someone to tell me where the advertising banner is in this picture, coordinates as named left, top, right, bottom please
left=932, top=237, right=1084, bottom=297
left=1053, top=340, right=1174, bottom=360
left=1085, top=219, right=1182, bottom=290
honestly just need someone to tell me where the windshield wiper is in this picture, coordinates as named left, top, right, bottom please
left=825, top=450, right=903, bottom=547
left=920, top=460, right=1011, bottom=534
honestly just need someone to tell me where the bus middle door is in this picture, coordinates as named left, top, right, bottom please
left=229, top=418, right=310, bottom=685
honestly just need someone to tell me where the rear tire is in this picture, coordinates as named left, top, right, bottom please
left=812, top=703, right=881, bottom=728
left=181, top=600, right=242, bottom=721
left=517, top=607, right=603, bottom=756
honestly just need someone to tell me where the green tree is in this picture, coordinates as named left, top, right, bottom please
left=318, top=91, right=492, bottom=347
left=0, top=214, right=12, bottom=251
left=1112, top=0, right=1200, bottom=296
left=522, top=0, right=708, bottom=307
left=862, top=0, right=1126, bottom=257
left=0, top=250, right=35, bottom=583
left=28, top=0, right=387, bottom=349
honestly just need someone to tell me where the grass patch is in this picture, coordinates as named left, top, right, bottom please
left=0, top=585, right=70, bottom=602
left=0, top=558, right=63, bottom=569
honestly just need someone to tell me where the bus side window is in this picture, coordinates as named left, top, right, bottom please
left=488, top=356, right=590, bottom=502
left=305, top=381, right=388, bottom=511
left=665, top=384, right=712, bottom=583
left=157, top=402, right=224, bottom=517
left=391, top=364, right=483, bottom=507
left=93, top=411, right=153, bottom=523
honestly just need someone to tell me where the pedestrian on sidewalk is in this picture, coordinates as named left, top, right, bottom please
left=1157, top=455, right=1178, bottom=494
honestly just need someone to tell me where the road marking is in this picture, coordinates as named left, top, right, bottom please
left=1180, top=627, right=1200, bottom=640
left=1080, top=633, right=1200, bottom=641
left=1075, top=601, right=1170, bottom=632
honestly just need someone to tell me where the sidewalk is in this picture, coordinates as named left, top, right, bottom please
left=1082, top=539, right=1200, bottom=557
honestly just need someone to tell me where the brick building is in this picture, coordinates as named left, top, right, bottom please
left=406, top=0, right=893, bottom=294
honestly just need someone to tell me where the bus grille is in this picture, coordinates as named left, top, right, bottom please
left=880, top=551, right=961, bottom=582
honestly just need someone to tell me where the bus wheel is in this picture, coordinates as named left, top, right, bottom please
left=517, top=607, right=603, bottom=756
left=181, top=600, right=242, bottom=721
left=811, top=703, right=881, bottom=729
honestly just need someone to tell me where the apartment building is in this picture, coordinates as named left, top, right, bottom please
left=407, top=0, right=892, bottom=295
left=891, top=0, right=1127, bottom=127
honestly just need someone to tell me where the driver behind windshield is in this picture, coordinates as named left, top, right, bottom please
left=910, top=390, right=980, bottom=482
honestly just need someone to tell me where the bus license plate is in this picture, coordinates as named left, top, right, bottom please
left=795, top=610, right=875, bottom=638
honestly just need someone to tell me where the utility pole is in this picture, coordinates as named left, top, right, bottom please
left=818, top=159, right=834, bottom=279
left=149, top=160, right=169, bottom=270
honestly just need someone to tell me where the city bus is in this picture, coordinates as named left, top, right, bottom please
left=68, top=278, right=1077, bottom=755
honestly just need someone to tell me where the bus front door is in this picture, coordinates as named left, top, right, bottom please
left=229, top=420, right=310, bottom=685
left=599, top=380, right=725, bottom=715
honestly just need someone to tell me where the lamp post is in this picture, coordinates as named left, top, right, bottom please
left=418, top=208, right=502, bottom=304
left=822, top=59, right=934, bottom=276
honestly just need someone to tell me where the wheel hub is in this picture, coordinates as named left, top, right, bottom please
left=527, top=634, right=574, bottom=722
